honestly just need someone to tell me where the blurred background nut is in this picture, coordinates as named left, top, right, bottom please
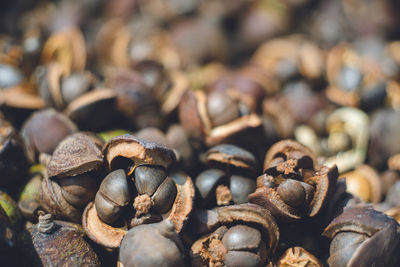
left=21, top=109, right=77, bottom=163
left=135, top=125, right=196, bottom=172
left=179, top=88, right=262, bottom=146
left=368, top=108, right=400, bottom=169
left=339, top=165, right=382, bottom=203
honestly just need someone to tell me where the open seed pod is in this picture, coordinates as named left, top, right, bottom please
left=0, top=114, right=29, bottom=187
left=178, top=89, right=262, bottom=146
left=34, top=63, right=96, bottom=109
left=195, top=144, right=257, bottom=208
left=277, top=247, right=323, bottom=267
left=251, top=36, right=324, bottom=83
left=135, top=125, right=195, bottom=171
left=41, top=27, right=86, bottom=74
left=134, top=60, right=188, bottom=116
left=83, top=135, right=194, bottom=248
left=119, top=220, right=185, bottom=267
left=64, top=88, right=117, bottom=131
left=0, top=84, right=45, bottom=128
left=23, top=213, right=100, bottom=266
left=323, top=206, right=400, bottom=267
left=207, top=67, right=268, bottom=112
left=249, top=139, right=338, bottom=222
left=106, top=68, right=164, bottom=129
left=190, top=203, right=279, bottom=267
left=325, top=43, right=387, bottom=109
left=21, top=109, right=78, bottom=162
left=40, top=133, right=103, bottom=222
left=340, top=164, right=382, bottom=203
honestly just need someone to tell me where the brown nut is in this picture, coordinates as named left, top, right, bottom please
left=135, top=125, right=195, bottom=171
left=21, top=109, right=77, bottom=162
left=119, top=220, right=184, bottom=267
left=207, top=91, right=241, bottom=127
left=191, top=203, right=279, bottom=267
left=107, top=68, right=163, bottom=129
left=83, top=171, right=194, bottom=249
left=325, top=43, right=387, bottom=109
left=195, top=144, right=257, bottom=208
left=25, top=213, right=100, bottom=266
left=207, top=68, right=267, bottom=112
left=323, top=206, right=400, bottom=267
left=61, top=71, right=96, bottom=105
left=95, top=169, right=130, bottom=225
left=84, top=137, right=193, bottom=249
left=252, top=36, right=323, bottom=82
left=249, top=139, right=338, bottom=222
left=178, top=89, right=262, bottom=146
left=65, top=88, right=117, bottom=131
left=34, top=63, right=68, bottom=109
left=340, top=164, right=382, bottom=203
left=263, top=139, right=317, bottom=173
left=40, top=133, right=103, bottom=222
left=206, top=143, right=257, bottom=172
left=41, top=27, right=86, bottom=74
left=277, top=247, right=323, bottom=267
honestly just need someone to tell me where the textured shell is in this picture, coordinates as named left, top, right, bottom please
left=323, top=206, right=400, bottom=267
left=82, top=201, right=127, bottom=249
left=103, top=134, right=176, bottom=170
left=323, top=206, right=400, bottom=238
left=263, top=139, right=317, bottom=172
left=40, top=175, right=81, bottom=222
left=31, top=220, right=100, bottom=266
left=215, top=203, right=279, bottom=255
left=206, top=144, right=257, bottom=171
left=47, top=133, right=103, bottom=178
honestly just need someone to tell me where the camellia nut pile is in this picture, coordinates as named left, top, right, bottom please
left=2, top=0, right=400, bottom=266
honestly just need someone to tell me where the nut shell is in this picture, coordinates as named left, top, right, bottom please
left=30, top=219, right=100, bottom=266
left=103, top=135, right=176, bottom=170
left=47, top=133, right=103, bottom=178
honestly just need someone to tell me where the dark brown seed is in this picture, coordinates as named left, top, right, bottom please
left=276, top=179, right=307, bottom=208
left=222, top=225, right=261, bottom=250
